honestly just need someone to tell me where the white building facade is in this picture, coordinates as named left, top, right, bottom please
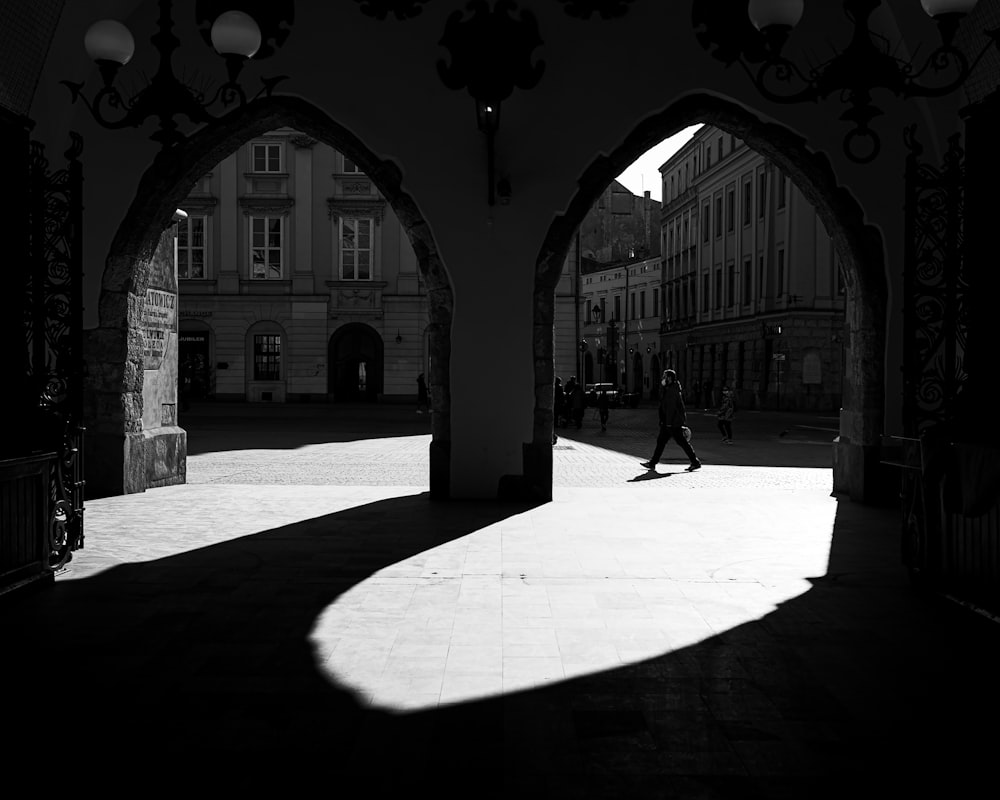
left=176, top=128, right=429, bottom=404
left=658, top=125, right=846, bottom=411
left=577, top=256, right=664, bottom=400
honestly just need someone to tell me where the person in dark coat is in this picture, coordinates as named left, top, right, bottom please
left=568, top=376, right=586, bottom=429
left=597, top=389, right=610, bottom=431
left=553, top=377, right=565, bottom=429
left=641, top=369, right=701, bottom=471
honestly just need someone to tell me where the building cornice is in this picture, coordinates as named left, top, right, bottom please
left=238, top=197, right=295, bottom=216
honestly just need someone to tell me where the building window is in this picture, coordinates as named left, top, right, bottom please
left=251, top=142, right=282, bottom=173
left=177, top=215, right=206, bottom=279
left=670, top=175, right=675, bottom=199
left=726, top=188, right=735, bottom=233
left=758, top=255, right=765, bottom=298
left=629, top=292, right=635, bottom=319
left=640, top=290, right=646, bottom=318
left=743, top=256, right=752, bottom=304
left=714, top=196, right=723, bottom=237
left=777, top=172, right=787, bottom=209
left=253, top=334, right=281, bottom=380
left=702, top=273, right=709, bottom=312
left=743, top=179, right=752, bottom=226
left=652, top=288, right=659, bottom=319
left=340, top=217, right=373, bottom=280
left=683, top=219, right=689, bottom=248
left=718, top=135, right=724, bottom=160
left=343, top=155, right=362, bottom=174
left=702, top=202, right=710, bottom=243
left=250, top=216, right=283, bottom=279
left=758, top=168, right=767, bottom=220
left=727, top=262, right=735, bottom=307
left=614, top=295, right=621, bottom=321
left=777, top=248, right=786, bottom=295
left=706, top=143, right=712, bottom=169
left=715, top=268, right=722, bottom=310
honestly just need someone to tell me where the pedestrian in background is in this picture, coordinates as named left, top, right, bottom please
left=568, top=377, right=586, bottom=430
left=641, top=369, right=701, bottom=472
left=553, top=377, right=565, bottom=429
left=717, top=384, right=736, bottom=443
left=597, top=389, right=610, bottom=431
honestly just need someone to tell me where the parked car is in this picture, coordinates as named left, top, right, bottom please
left=585, top=383, right=620, bottom=407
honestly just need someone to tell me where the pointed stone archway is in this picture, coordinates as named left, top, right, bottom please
left=532, top=93, right=887, bottom=503
left=85, top=96, right=453, bottom=499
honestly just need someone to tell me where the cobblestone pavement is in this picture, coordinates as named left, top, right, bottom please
left=18, top=402, right=996, bottom=795
left=182, top=402, right=837, bottom=493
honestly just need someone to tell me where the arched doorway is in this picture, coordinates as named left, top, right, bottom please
left=535, top=93, right=887, bottom=502
left=329, top=323, right=383, bottom=402
left=88, top=96, right=453, bottom=498
left=632, top=352, right=643, bottom=397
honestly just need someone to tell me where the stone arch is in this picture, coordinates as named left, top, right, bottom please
left=327, top=322, right=384, bottom=402
left=86, top=95, right=452, bottom=498
left=533, top=93, right=887, bottom=501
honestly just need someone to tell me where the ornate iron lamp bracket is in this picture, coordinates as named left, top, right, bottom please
left=693, top=0, right=1000, bottom=163
left=437, top=0, right=545, bottom=205
left=62, top=0, right=291, bottom=150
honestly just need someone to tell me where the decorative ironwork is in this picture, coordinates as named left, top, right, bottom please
left=354, top=0, right=431, bottom=20
left=558, top=0, right=637, bottom=20
left=693, top=0, right=1000, bottom=163
left=901, top=125, right=968, bottom=437
left=437, top=0, right=545, bottom=205
left=62, top=0, right=289, bottom=150
left=27, top=134, right=86, bottom=569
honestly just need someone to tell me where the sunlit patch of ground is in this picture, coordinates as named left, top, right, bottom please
left=311, top=485, right=836, bottom=711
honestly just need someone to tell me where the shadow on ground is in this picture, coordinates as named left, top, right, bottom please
left=181, top=401, right=432, bottom=455
left=1, top=494, right=997, bottom=796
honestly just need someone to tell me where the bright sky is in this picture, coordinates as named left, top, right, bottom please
left=614, top=125, right=701, bottom=202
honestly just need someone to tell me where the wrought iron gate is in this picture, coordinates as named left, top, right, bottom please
left=899, top=121, right=1000, bottom=614
left=0, top=128, right=85, bottom=595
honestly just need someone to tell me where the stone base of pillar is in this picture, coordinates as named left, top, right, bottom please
left=143, top=426, right=187, bottom=490
left=497, top=441, right=552, bottom=502
left=429, top=438, right=451, bottom=500
left=85, top=427, right=186, bottom=497
left=833, top=437, right=897, bottom=506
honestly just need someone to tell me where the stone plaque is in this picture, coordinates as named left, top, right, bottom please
left=143, top=288, right=176, bottom=370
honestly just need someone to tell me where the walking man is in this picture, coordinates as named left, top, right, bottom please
left=641, top=369, right=701, bottom=471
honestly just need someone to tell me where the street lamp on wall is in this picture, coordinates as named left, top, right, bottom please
left=63, top=0, right=292, bottom=150
left=437, top=1, right=545, bottom=205
left=695, top=0, right=998, bottom=163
